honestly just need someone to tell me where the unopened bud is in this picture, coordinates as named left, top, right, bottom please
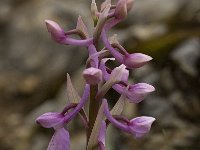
left=45, top=20, right=66, bottom=43
left=101, top=0, right=111, bottom=12
left=94, top=4, right=111, bottom=43
left=83, top=67, right=102, bottom=85
left=114, top=0, right=127, bottom=19
left=91, top=0, right=98, bottom=22
left=127, top=0, right=134, bottom=12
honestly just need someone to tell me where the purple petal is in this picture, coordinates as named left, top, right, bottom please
left=104, top=18, right=121, bottom=31
left=88, top=44, right=98, bottom=68
left=101, top=29, right=124, bottom=62
left=103, top=99, right=128, bottom=132
left=96, top=64, right=129, bottom=100
left=48, top=128, right=70, bottom=150
left=110, top=64, right=129, bottom=83
left=123, top=53, right=152, bottom=69
left=36, top=112, right=64, bottom=128
left=45, top=20, right=66, bottom=43
left=126, top=83, right=155, bottom=103
left=129, top=116, right=155, bottom=138
left=127, top=0, right=134, bottom=12
left=115, top=0, right=128, bottom=19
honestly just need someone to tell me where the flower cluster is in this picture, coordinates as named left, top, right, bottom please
left=36, top=0, right=156, bottom=150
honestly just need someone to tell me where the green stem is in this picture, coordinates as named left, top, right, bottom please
left=87, top=85, right=99, bottom=145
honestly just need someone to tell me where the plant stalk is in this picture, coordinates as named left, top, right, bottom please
left=87, top=85, right=99, bottom=145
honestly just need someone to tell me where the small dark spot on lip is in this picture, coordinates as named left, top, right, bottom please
left=36, top=120, right=41, bottom=125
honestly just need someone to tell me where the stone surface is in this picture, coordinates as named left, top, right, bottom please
left=170, top=38, right=200, bottom=77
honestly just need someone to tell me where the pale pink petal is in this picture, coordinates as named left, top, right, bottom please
left=47, top=128, right=70, bottom=150
left=36, top=112, right=64, bottom=128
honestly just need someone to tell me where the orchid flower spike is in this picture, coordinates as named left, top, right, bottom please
left=39, top=1, right=156, bottom=149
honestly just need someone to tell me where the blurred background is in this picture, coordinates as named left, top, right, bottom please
left=0, top=0, right=200, bottom=149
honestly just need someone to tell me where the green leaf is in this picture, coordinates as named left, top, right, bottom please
left=76, top=16, right=89, bottom=38
left=101, top=0, right=111, bottom=12
left=67, top=73, right=81, bottom=103
left=110, top=94, right=126, bottom=116
left=87, top=102, right=106, bottom=150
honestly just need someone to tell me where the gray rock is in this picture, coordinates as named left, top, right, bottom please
left=30, top=134, right=49, bottom=150
left=181, top=0, right=200, bottom=23
left=170, top=91, right=200, bottom=121
left=170, top=38, right=200, bottom=77
left=127, top=24, right=168, bottom=41
left=132, top=64, right=155, bottom=81
left=140, top=96, right=177, bottom=128
left=0, top=0, right=90, bottom=149
left=130, top=0, right=188, bottom=23
left=159, top=68, right=176, bottom=93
